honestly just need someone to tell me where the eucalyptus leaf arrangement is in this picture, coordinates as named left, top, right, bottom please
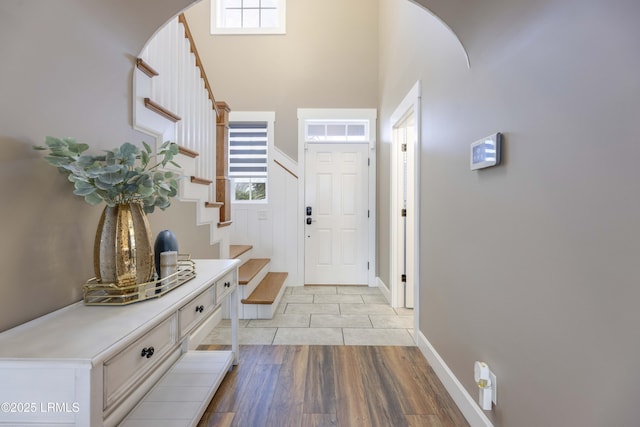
left=34, top=137, right=181, bottom=213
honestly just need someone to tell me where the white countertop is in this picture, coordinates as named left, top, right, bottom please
left=0, top=259, right=239, bottom=361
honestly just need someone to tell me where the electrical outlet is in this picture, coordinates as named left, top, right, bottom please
left=490, top=371, right=497, bottom=405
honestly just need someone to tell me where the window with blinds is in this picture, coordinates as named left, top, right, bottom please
left=229, top=121, right=268, bottom=202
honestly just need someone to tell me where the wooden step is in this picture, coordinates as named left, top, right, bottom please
left=143, top=98, right=181, bottom=122
left=178, top=145, right=199, bottom=158
left=136, top=58, right=158, bottom=77
left=230, top=245, right=252, bottom=259
left=241, top=272, right=288, bottom=305
left=190, top=176, right=213, bottom=185
left=238, top=258, right=270, bottom=285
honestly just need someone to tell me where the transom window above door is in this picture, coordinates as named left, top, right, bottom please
left=305, top=121, right=370, bottom=143
left=211, top=0, right=286, bottom=35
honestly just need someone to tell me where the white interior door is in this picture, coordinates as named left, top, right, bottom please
left=393, top=108, right=416, bottom=308
left=305, top=143, right=369, bottom=285
left=402, top=117, right=415, bottom=308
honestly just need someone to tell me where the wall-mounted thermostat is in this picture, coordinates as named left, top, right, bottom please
left=470, top=133, right=502, bottom=170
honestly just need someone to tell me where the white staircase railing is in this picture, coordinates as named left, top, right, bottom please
left=138, top=16, right=217, bottom=186
left=133, top=14, right=228, bottom=252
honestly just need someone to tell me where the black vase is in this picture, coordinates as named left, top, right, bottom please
left=154, top=230, right=179, bottom=277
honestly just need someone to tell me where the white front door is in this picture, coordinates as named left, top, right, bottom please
left=304, top=143, right=369, bottom=285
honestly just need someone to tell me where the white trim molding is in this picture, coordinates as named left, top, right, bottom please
left=416, top=330, right=494, bottom=427
left=297, top=108, right=377, bottom=287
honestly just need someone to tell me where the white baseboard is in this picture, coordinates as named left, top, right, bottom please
left=376, top=277, right=391, bottom=304
left=415, top=330, right=494, bottom=427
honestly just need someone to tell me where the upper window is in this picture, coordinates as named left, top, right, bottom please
left=211, top=0, right=286, bottom=35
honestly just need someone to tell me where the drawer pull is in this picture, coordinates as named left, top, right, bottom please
left=224, top=281, right=231, bottom=288
left=140, top=346, right=155, bottom=358
left=195, top=305, right=205, bottom=313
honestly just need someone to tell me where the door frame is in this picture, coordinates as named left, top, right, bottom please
left=297, top=108, right=377, bottom=287
left=390, top=81, right=421, bottom=317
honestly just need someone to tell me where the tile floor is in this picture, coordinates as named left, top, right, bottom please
left=202, top=285, right=415, bottom=346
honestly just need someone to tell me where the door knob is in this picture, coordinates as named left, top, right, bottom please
left=306, top=217, right=312, bottom=225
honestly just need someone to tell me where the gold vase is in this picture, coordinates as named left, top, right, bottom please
left=93, top=202, right=154, bottom=288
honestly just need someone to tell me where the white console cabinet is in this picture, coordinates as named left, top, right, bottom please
left=0, top=259, right=239, bottom=427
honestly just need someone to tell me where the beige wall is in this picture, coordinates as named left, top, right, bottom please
left=184, top=0, right=378, bottom=160
left=4, top=1, right=640, bottom=425
left=379, top=0, right=640, bottom=426
left=147, top=202, right=221, bottom=260
left=0, top=0, right=196, bottom=332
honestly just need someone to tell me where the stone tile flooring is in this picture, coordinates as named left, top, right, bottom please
left=202, top=285, right=416, bottom=346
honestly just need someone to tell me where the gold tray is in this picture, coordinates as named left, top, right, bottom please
left=83, top=256, right=196, bottom=306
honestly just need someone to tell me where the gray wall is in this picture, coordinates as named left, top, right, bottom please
left=184, top=0, right=378, bottom=160
left=378, top=0, right=640, bottom=425
left=0, top=0, right=196, bottom=332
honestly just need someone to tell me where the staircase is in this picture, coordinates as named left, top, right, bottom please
left=133, top=14, right=232, bottom=255
left=133, top=14, right=292, bottom=314
left=226, top=245, right=288, bottom=319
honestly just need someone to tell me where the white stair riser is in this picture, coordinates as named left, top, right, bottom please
left=225, top=274, right=287, bottom=321
left=235, top=250, right=253, bottom=265
left=175, top=155, right=196, bottom=177
left=237, top=263, right=271, bottom=320
left=243, top=276, right=288, bottom=319
left=222, top=263, right=271, bottom=320
left=223, top=261, right=290, bottom=320
left=240, top=262, right=271, bottom=300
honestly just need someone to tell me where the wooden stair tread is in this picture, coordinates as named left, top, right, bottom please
left=136, top=58, right=158, bottom=77
left=230, top=245, right=253, bottom=259
left=178, top=145, right=199, bottom=158
left=242, top=272, right=288, bottom=305
left=238, top=258, right=270, bottom=285
left=143, top=98, right=181, bottom=122
left=191, top=176, right=213, bottom=185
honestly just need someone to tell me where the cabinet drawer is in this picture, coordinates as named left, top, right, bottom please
left=216, top=271, right=235, bottom=303
left=179, top=286, right=215, bottom=337
left=103, top=314, right=177, bottom=410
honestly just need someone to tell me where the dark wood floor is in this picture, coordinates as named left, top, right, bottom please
left=197, top=345, right=470, bottom=427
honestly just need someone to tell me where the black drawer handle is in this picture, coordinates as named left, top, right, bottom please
left=141, top=346, right=155, bottom=358
left=195, top=305, right=205, bottom=313
left=224, top=281, right=231, bottom=288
